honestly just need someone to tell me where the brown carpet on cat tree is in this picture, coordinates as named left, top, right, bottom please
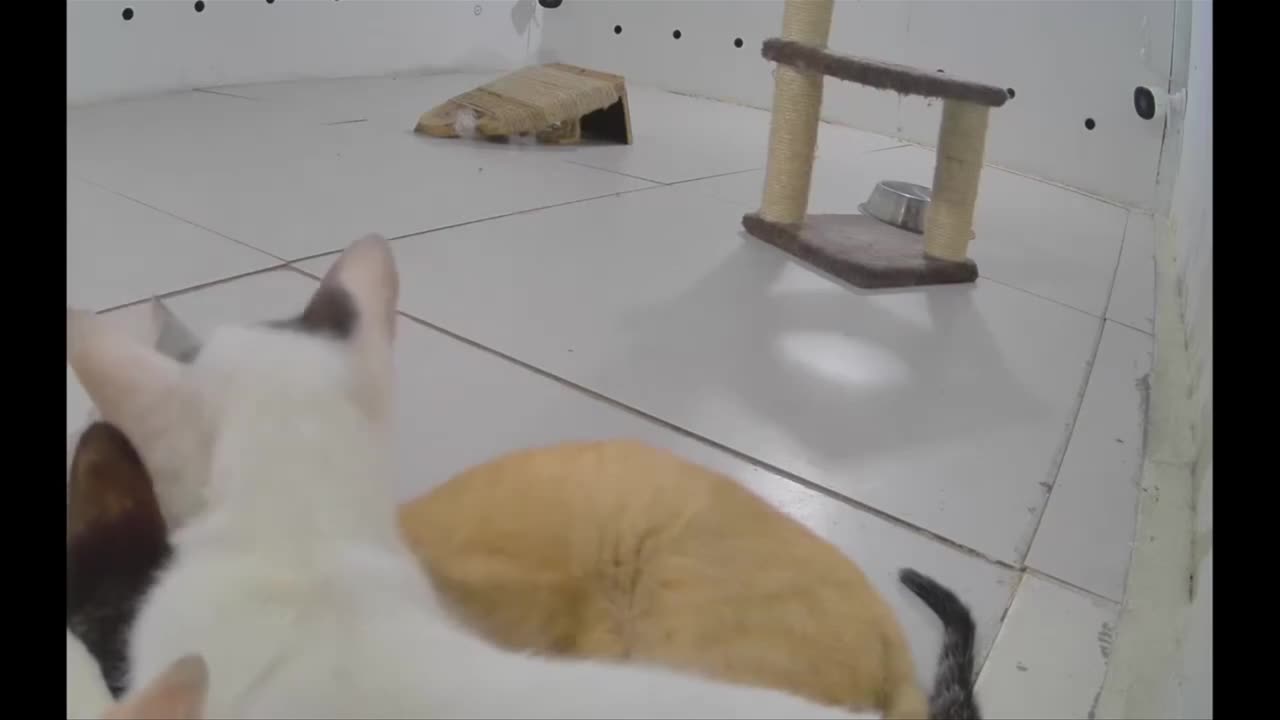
left=763, top=39, right=1009, bottom=107
left=742, top=213, right=979, bottom=288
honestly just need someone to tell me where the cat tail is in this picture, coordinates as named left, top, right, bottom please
left=898, top=568, right=981, bottom=720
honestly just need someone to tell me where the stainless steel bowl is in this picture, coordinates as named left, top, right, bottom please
left=859, top=180, right=932, bottom=234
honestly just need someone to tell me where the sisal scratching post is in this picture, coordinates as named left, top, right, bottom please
left=743, top=13, right=1007, bottom=290
left=758, top=0, right=834, bottom=225
left=923, top=100, right=989, bottom=263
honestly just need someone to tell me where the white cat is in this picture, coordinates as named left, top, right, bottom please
left=67, top=234, right=880, bottom=720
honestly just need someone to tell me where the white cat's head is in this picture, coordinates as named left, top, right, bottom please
left=67, top=234, right=399, bottom=525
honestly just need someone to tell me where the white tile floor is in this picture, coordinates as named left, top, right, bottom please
left=66, top=73, right=1154, bottom=718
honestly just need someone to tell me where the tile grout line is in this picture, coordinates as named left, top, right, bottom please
left=94, top=262, right=292, bottom=314
left=1014, top=315, right=1107, bottom=568
left=998, top=225, right=1125, bottom=665
left=1108, top=316, right=1153, bottom=338
left=191, top=88, right=262, bottom=102
left=1023, top=567, right=1121, bottom=606
left=73, top=174, right=676, bottom=269
left=72, top=176, right=295, bottom=264
left=1100, top=212, right=1133, bottom=330
left=77, top=166, right=1127, bottom=335
left=973, top=569, right=1120, bottom=686
left=978, top=275, right=1105, bottom=322
left=284, top=182, right=757, bottom=266
left=974, top=568, right=1029, bottom=686
left=1013, top=210, right=1133, bottom=568
left=561, top=160, right=673, bottom=186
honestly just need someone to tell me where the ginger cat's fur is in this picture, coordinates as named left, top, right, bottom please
left=397, top=441, right=978, bottom=720
left=68, top=235, right=878, bottom=719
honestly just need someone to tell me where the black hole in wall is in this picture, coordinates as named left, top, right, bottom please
left=613, top=24, right=622, bottom=35
left=1133, top=86, right=1156, bottom=120
left=1006, top=87, right=1016, bottom=99
left=734, top=37, right=744, bottom=48
left=122, top=7, right=134, bottom=19
left=672, top=29, right=682, bottom=39
left=538, top=0, right=563, bottom=8
left=266, top=0, right=274, bottom=3
left=194, top=0, right=205, bottom=11
left=935, top=68, right=945, bottom=73
left=1084, top=117, right=1096, bottom=130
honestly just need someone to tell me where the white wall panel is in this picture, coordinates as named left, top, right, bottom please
left=69, top=0, right=1182, bottom=208
left=68, top=0, right=536, bottom=105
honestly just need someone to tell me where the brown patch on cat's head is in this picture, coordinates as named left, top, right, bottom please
left=67, top=422, right=172, bottom=696
left=104, top=654, right=208, bottom=720
left=68, top=422, right=164, bottom=543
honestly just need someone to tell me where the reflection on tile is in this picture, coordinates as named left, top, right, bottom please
left=687, top=145, right=1128, bottom=317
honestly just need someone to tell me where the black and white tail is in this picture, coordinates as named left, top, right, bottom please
left=899, top=568, right=981, bottom=720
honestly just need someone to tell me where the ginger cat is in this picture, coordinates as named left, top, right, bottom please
left=398, top=441, right=980, bottom=719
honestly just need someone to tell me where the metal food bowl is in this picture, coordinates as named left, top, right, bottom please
left=859, top=180, right=932, bottom=234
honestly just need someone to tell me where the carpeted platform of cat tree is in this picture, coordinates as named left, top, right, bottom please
left=742, top=213, right=978, bottom=288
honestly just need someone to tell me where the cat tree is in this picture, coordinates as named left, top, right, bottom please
left=742, top=0, right=1008, bottom=288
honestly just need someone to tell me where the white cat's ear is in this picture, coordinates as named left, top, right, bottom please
left=308, top=235, right=400, bottom=422
left=68, top=308, right=186, bottom=473
left=104, top=654, right=208, bottom=720
left=314, top=233, right=399, bottom=346
left=149, top=297, right=201, bottom=362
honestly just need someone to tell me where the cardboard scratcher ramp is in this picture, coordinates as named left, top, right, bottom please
left=742, top=212, right=978, bottom=288
left=415, top=63, right=632, bottom=145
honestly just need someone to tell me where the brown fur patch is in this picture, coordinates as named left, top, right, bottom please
left=67, top=422, right=172, bottom=697
left=268, top=284, right=357, bottom=339
left=743, top=212, right=979, bottom=289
